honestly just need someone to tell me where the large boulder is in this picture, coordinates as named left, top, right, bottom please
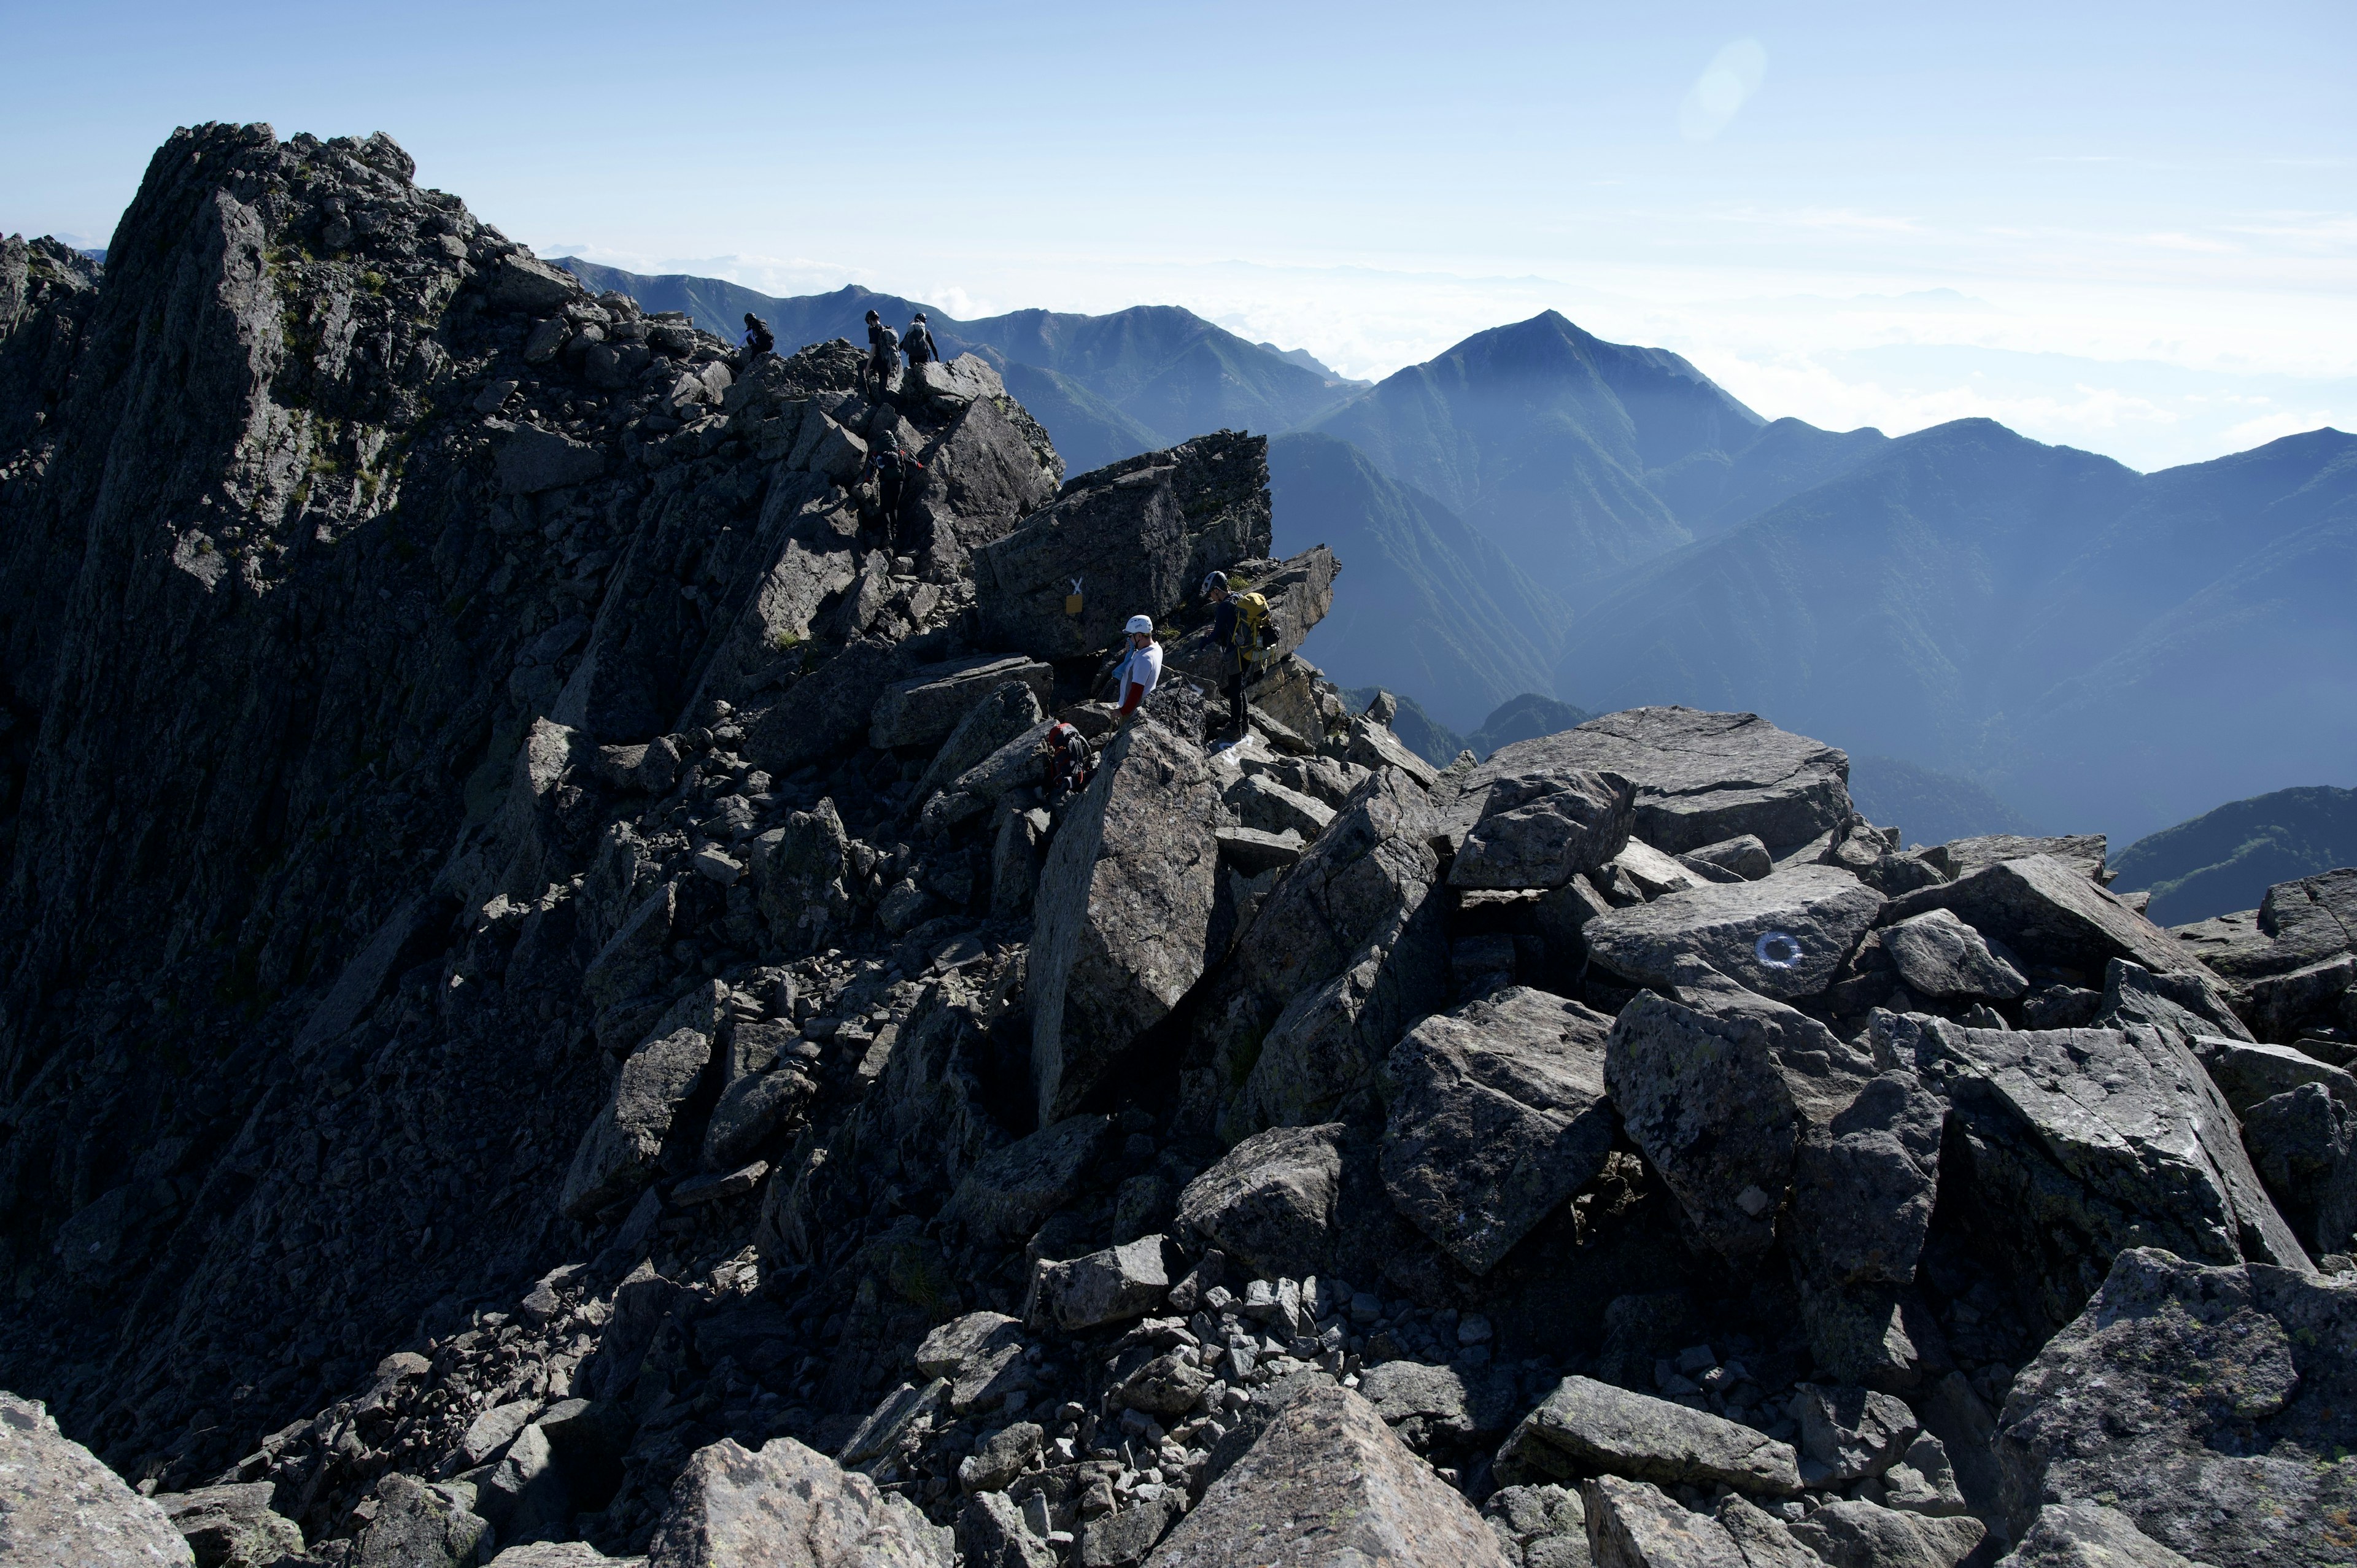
left=974, top=432, right=1270, bottom=661
left=1444, top=767, right=1636, bottom=891
left=1584, top=864, right=1884, bottom=1001
left=355, top=1473, right=492, bottom=1568
left=1471, top=707, right=1852, bottom=856
left=743, top=638, right=912, bottom=776
left=2239, top=1081, right=2357, bottom=1256
left=1029, top=716, right=1221, bottom=1124
left=1879, top=1011, right=2312, bottom=1331
left=1142, top=1383, right=1509, bottom=1567
left=1882, top=908, right=2028, bottom=1001
left=940, top=1114, right=1112, bottom=1245
left=150, top=1482, right=305, bottom=1567
left=1929, top=833, right=2111, bottom=884
left=0, top=1392, right=193, bottom=1565
left=1379, top=986, right=1617, bottom=1275
left=750, top=798, right=853, bottom=956
left=1604, top=957, right=1878, bottom=1261
left=1580, top=1476, right=1753, bottom=1568
left=560, top=1014, right=717, bottom=1219
left=2175, top=868, right=2357, bottom=1040
left=1498, top=1376, right=1804, bottom=1496
left=1995, top=1503, right=2201, bottom=1567
left=1882, top=855, right=2194, bottom=984
left=1174, top=1123, right=1344, bottom=1278
left=1162, top=548, right=1339, bottom=690
left=1996, top=1246, right=2357, bottom=1568
left=1196, top=767, right=1447, bottom=1137
left=913, top=681, right=1047, bottom=805
left=646, top=1434, right=949, bottom=1566
left=868, top=654, right=1053, bottom=751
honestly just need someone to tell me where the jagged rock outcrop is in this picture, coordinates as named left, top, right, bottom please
left=973, top=433, right=1268, bottom=660
left=1028, top=716, right=1220, bottom=1124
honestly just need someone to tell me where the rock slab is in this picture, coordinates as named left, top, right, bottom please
left=1142, top=1383, right=1509, bottom=1567
left=1380, top=986, right=1617, bottom=1275
left=1029, top=716, right=1220, bottom=1124
left=0, top=1391, right=193, bottom=1565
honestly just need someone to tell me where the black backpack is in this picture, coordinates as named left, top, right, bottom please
left=747, top=319, right=774, bottom=355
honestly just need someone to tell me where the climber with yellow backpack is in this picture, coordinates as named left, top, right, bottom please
left=1203, top=571, right=1273, bottom=741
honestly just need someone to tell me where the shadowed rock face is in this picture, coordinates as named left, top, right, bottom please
left=1028, top=715, right=1221, bottom=1125
left=972, top=431, right=1270, bottom=660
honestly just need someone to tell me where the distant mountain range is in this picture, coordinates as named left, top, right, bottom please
left=1559, top=420, right=2357, bottom=839
left=561, top=262, right=2352, bottom=842
left=2111, top=785, right=2357, bottom=925
left=554, top=260, right=1366, bottom=474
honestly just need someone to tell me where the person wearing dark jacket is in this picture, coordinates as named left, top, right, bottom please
left=859, top=433, right=923, bottom=553
left=903, top=312, right=940, bottom=368
left=738, top=312, right=775, bottom=371
left=862, top=309, right=899, bottom=395
left=1203, top=570, right=1247, bottom=739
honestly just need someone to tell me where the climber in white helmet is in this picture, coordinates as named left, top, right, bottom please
left=1113, top=614, right=1162, bottom=725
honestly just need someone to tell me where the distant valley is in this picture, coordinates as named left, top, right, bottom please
left=565, top=260, right=2355, bottom=847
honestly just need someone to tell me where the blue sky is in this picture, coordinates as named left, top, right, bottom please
left=6, top=0, right=2351, bottom=469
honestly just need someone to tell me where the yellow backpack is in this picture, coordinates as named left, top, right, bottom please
left=1233, top=592, right=1274, bottom=666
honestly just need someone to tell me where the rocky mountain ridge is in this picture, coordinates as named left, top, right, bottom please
left=5, top=125, right=2357, bottom=1568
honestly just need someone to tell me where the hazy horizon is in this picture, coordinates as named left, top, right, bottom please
left=7, top=0, right=2351, bottom=473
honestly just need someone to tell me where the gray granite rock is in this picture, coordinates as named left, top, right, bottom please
left=355, top=1473, right=491, bottom=1568
left=959, top=1489, right=1056, bottom=1568
left=914, top=1311, right=1031, bottom=1415
left=1682, top=833, right=1773, bottom=881
left=1882, top=1011, right=2312, bottom=1329
left=1380, top=986, right=1617, bottom=1275
left=1484, top=1483, right=1590, bottom=1568
left=1446, top=767, right=1636, bottom=890
left=1208, top=767, right=1449, bottom=1138
left=1605, top=957, right=1878, bottom=1260
left=913, top=679, right=1049, bottom=805
left=151, top=1481, right=306, bottom=1568
left=973, top=432, right=1269, bottom=661
left=1471, top=707, right=1853, bottom=857
left=647, top=1435, right=950, bottom=1567
left=1174, top=1122, right=1344, bottom=1278
left=1356, top=1359, right=1519, bottom=1448
left=1031, top=716, right=1221, bottom=1124
left=1498, top=1376, right=1804, bottom=1496
left=1585, top=865, right=1884, bottom=1000
left=1026, top=1235, right=1171, bottom=1330
left=940, top=1114, right=1113, bottom=1245
left=1930, top=833, right=2110, bottom=884
left=1994, top=1503, right=2199, bottom=1567
left=1143, top=1383, right=1509, bottom=1567
left=869, top=654, right=1053, bottom=751
left=1998, top=1246, right=2357, bottom=1567
left=1580, top=1475, right=1748, bottom=1568
left=2241, top=1080, right=2357, bottom=1256
left=1786, top=1499, right=1984, bottom=1567
left=1882, top=854, right=2192, bottom=984
left=1883, top=908, right=2028, bottom=1000
left=1792, top=1383, right=1920, bottom=1484
left=560, top=1022, right=715, bottom=1219
left=0, top=1392, right=193, bottom=1566
left=1789, top=1069, right=1944, bottom=1290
